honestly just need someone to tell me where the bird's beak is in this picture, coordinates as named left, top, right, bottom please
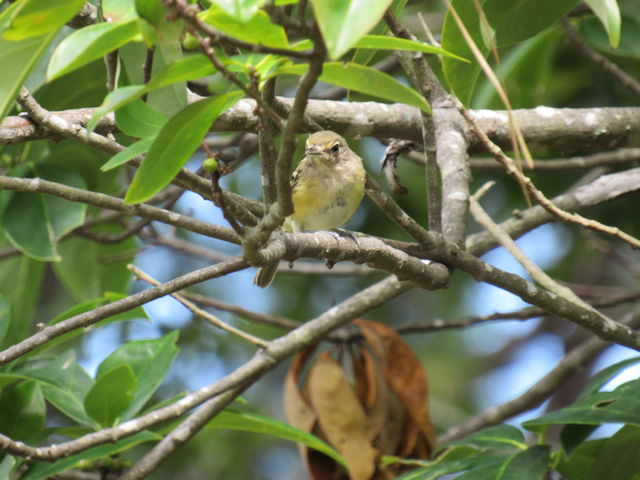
left=305, top=145, right=322, bottom=155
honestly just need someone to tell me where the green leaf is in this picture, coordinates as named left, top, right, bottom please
left=135, top=0, right=165, bottom=25
left=21, top=294, right=149, bottom=358
left=0, top=381, right=45, bottom=441
left=456, top=445, right=550, bottom=480
left=0, top=29, right=58, bottom=121
left=441, top=0, right=487, bottom=105
left=310, top=0, right=394, bottom=59
left=0, top=294, right=9, bottom=345
left=276, top=62, right=430, bottom=112
left=580, top=356, right=640, bottom=399
left=84, top=364, right=137, bottom=427
left=0, top=235, right=45, bottom=348
left=87, top=54, right=214, bottom=131
left=20, top=431, right=161, bottom=480
left=37, top=166, right=87, bottom=239
left=483, top=0, right=579, bottom=47
left=47, top=18, right=140, bottom=80
left=2, top=0, right=85, bottom=41
left=96, top=332, right=179, bottom=420
left=397, top=453, right=511, bottom=480
left=116, top=100, right=168, bottom=138
left=2, top=190, right=59, bottom=261
left=10, top=353, right=96, bottom=427
left=583, top=0, right=621, bottom=48
left=524, top=379, right=640, bottom=430
left=208, top=409, right=347, bottom=468
left=146, top=16, right=187, bottom=117
left=101, top=137, right=154, bottom=171
left=351, top=0, right=408, bottom=66
left=556, top=438, right=607, bottom=480
left=584, top=425, right=640, bottom=480
left=473, top=28, right=564, bottom=109
left=0, top=0, right=84, bottom=119
left=53, top=228, right=136, bottom=301
left=199, top=6, right=288, bottom=48
left=104, top=0, right=138, bottom=21
left=580, top=14, right=640, bottom=58
left=212, top=0, right=267, bottom=22
left=125, top=90, right=243, bottom=203
left=354, top=34, right=468, bottom=62
left=0, top=456, right=17, bottom=480
left=35, top=59, right=108, bottom=111
left=442, top=425, right=527, bottom=451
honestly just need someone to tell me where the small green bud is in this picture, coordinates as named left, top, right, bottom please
left=203, top=157, right=218, bottom=172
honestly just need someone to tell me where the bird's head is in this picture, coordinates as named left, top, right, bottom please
left=304, top=131, right=348, bottom=163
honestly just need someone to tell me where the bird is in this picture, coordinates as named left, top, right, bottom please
left=253, top=130, right=366, bottom=287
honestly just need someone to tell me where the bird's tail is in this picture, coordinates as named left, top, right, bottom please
left=253, top=261, right=279, bottom=288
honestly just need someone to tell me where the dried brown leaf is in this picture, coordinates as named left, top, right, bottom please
left=355, top=320, right=436, bottom=458
left=308, top=352, right=378, bottom=480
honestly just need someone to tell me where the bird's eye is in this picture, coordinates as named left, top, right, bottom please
left=331, top=143, right=340, bottom=153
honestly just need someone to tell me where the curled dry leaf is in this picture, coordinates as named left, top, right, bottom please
left=308, top=352, right=378, bottom=480
left=356, top=319, right=437, bottom=458
left=283, top=320, right=436, bottom=480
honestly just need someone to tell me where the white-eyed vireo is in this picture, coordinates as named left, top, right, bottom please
left=253, top=130, right=366, bottom=287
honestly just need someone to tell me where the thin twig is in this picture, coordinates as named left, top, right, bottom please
left=470, top=182, right=592, bottom=309
left=167, top=0, right=313, bottom=60
left=130, top=265, right=268, bottom=347
left=456, top=99, right=640, bottom=250
left=562, top=18, right=640, bottom=97
left=439, top=310, right=640, bottom=443
left=0, top=258, right=249, bottom=364
left=181, top=291, right=300, bottom=330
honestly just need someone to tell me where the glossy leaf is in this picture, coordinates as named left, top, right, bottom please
left=276, top=62, right=430, bottom=112
left=443, top=425, right=527, bottom=451
left=524, top=379, right=640, bottom=430
left=0, top=29, right=57, bottom=121
left=20, top=431, right=161, bottom=480
left=208, top=408, right=347, bottom=468
left=399, top=446, right=550, bottom=480
left=199, top=6, right=288, bottom=48
left=561, top=429, right=640, bottom=480
left=96, top=332, right=179, bottom=420
left=125, top=90, right=243, bottom=203
left=351, top=0, right=408, bottom=65
left=84, top=364, right=137, bottom=427
left=87, top=54, right=214, bottom=131
left=2, top=191, right=59, bottom=261
left=354, top=35, right=468, bottom=62
left=584, top=0, right=621, bottom=48
left=135, top=0, right=165, bottom=25
left=47, top=19, right=140, bottom=80
left=0, top=381, right=45, bottom=441
left=22, top=294, right=149, bottom=358
left=146, top=16, right=187, bottom=117
left=37, top=166, right=87, bottom=239
left=310, top=0, right=394, bottom=59
left=473, top=29, right=564, bottom=109
left=484, top=0, right=578, bottom=47
left=441, top=0, right=486, bottom=105
left=2, top=0, right=85, bottom=41
left=212, top=0, right=266, bottom=22
left=579, top=356, right=640, bottom=399
left=53, top=229, right=136, bottom=301
left=101, top=137, right=154, bottom=171
left=10, top=353, right=96, bottom=427
left=580, top=15, right=640, bottom=58
left=0, top=235, right=45, bottom=348
left=456, top=445, right=550, bottom=480
left=116, top=100, right=168, bottom=138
